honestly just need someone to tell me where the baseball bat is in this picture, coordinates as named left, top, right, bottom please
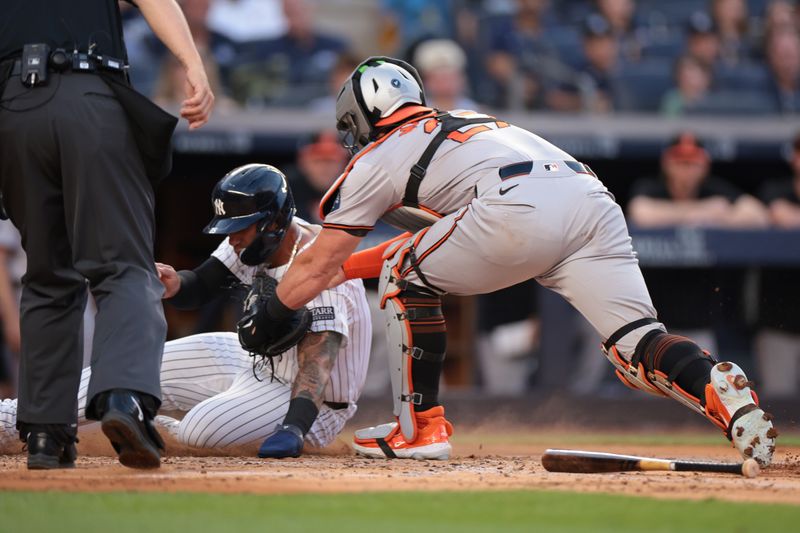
left=541, top=449, right=759, bottom=478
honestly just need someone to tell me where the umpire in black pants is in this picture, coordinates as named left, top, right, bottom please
left=0, top=0, right=214, bottom=469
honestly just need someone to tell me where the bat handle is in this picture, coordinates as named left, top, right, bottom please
left=672, top=461, right=746, bottom=475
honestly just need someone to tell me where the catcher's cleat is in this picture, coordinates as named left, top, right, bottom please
left=704, top=362, right=777, bottom=467
left=352, top=406, right=453, bottom=460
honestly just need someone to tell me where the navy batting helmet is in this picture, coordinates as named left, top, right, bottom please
left=203, top=164, right=296, bottom=266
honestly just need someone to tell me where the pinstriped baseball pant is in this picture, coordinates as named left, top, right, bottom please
left=0, top=332, right=354, bottom=451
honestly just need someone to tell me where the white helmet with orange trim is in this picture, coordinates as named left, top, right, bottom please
left=335, top=56, right=426, bottom=154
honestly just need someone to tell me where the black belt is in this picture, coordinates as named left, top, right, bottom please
left=5, top=57, right=127, bottom=80
left=323, top=401, right=349, bottom=410
left=499, top=161, right=533, bottom=179
left=498, top=160, right=597, bottom=179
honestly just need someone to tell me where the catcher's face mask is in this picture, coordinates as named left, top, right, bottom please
left=335, top=56, right=426, bottom=154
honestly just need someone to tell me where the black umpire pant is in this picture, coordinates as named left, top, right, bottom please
left=0, top=69, right=166, bottom=425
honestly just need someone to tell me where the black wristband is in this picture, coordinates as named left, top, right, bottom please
left=282, top=397, right=319, bottom=436
left=266, top=293, right=295, bottom=320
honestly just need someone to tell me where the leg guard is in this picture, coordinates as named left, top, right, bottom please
left=603, top=319, right=716, bottom=417
left=605, top=320, right=777, bottom=465
left=379, top=238, right=446, bottom=443
left=602, top=318, right=668, bottom=398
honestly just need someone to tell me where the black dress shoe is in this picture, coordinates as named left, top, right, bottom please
left=26, top=431, right=77, bottom=470
left=99, top=390, right=164, bottom=469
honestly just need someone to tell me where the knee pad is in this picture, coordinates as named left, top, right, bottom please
left=379, top=251, right=446, bottom=443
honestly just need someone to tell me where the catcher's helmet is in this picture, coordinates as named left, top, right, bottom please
left=204, top=164, right=295, bottom=266
left=335, top=56, right=426, bottom=154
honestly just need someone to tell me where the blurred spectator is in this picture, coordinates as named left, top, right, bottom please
left=0, top=220, right=23, bottom=397
left=763, top=0, right=798, bottom=35
left=379, top=0, right=454, bottom=53
left=572, top=14, right=622, bottom=112
left=755, top=133, right=800, bottom=397
left=685, top=10, right=722, bottom=69
left=627, top=133, right=769, bottom=353
left=628, top=133, right=769, bottom=227
left=179, top=0, right=239, bottom=88
left=476, top=281, right=539, bottom=395
left=0, top=220, right=97, bottom=397
left=128, top=0, right=239, bottom=98
left=229, top=0, right=349, bottom=107
left=309, top=52, right=362, bottom=115
left=594, top=0, right=644, bottom=62
left=710, top=0, right=756, bottom=65
left=765, top=27, right=800, bottom=113
left=285, top=130, right=349, bottom=224
left=119, top=4, right=165, bottom=96
left=154, top=52, right=237, bottom=112
left=482, top=0, right=576, bottom=110
left=413, top=39, right=479, bottom=111
left=207, top=0, right=287, bottom=42
left=660, top=55, right=713, bottom=116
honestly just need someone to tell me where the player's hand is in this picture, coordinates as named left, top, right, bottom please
left=180, top=64, right=214, bottom=130
left=156, top=262, right=180, bottom=298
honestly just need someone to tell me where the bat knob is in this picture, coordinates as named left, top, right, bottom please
left=741, top=458, right=760, bottom=478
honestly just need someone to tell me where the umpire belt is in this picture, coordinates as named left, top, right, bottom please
left=4, top=56, right=127, bottom=80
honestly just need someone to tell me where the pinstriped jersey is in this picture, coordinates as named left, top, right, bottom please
left=320, top=110, right=576, bottom=233
left=211, top=218, right=371, bottom=404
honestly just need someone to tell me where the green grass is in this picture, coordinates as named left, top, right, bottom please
left=1, top=490, right=797, bottom=533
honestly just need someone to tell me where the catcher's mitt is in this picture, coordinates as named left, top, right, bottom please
left=237, top=270, right=311, bottom=357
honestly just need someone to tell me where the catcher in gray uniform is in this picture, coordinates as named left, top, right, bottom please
left=249, top=56, right=777, bottom=464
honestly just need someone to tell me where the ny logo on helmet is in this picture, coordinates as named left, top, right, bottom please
left=214, top=198, right=226, bottom=216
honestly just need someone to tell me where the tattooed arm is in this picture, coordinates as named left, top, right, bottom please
left=292, top=330, right=344, bottom=408
left=257, top=329, right=345, bottom=457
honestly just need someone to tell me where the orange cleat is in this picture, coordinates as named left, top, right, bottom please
left=352, top=406, right=453, bottom=460
left=704, top=362, right=777, bottom=466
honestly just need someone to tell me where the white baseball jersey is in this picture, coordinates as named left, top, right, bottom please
left=0, top=219, right=372, bottom=450
left=321, top=110, right=662, bottom=358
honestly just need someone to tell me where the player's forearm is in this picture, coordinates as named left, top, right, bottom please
left=770, top=200, right=800, bottom=228
left=628, top=198, right=694, bottom=227
left=292, top=331, right=342, bottom=407
left=134, top=0, right=204, bottom=71
left=726, top=196, right=770, bottom=228
left=281, top=331, right=343, bottom=435
left=168, top=257, right=237, bottom=309
left=277, top=231, right=359, bottom=308
left=277, top=254, right=342, bottom=309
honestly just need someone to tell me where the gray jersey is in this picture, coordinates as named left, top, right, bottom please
left=321, top=110, right=575, bottom=233
left=322, top=110, right=662, bottom=359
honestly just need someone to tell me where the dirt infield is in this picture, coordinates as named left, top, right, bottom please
left=1, top=426, right=798, bottom=505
